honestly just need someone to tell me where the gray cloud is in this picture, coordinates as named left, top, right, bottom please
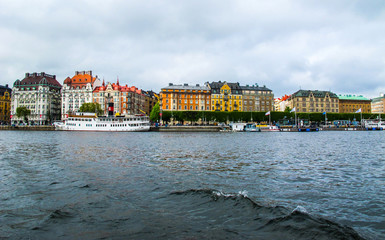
left=0, top=0, right=384, bottom=98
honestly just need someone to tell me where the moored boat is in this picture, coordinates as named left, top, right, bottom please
left=363, top=120, right=384, bottom=130
left=260, top=125, right=280, bottom=132
left=55, top=112, right=150, bottom=132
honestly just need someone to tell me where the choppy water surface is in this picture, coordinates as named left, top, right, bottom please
left=0, top=131, right=384, bottom=239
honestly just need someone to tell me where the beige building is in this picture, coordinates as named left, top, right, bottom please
left=241, top=84, right=274, bottom=112
left=371, top=94, right=385, bottom=113
left=288, top=90, right=339, bottom=113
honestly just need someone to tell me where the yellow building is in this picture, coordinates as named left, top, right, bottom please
left=0, top=84, right=12, bottom=124
left=338, top=95, right=371, bottom=113
left=208, top=81, right=243, bottom=111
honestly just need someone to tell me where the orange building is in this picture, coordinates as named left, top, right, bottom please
left=160, top=83, right=211, bottom=111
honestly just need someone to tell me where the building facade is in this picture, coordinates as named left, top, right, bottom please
left=371, top=94, right=385, bottom=113
left=93, top=80, right=147, bottom=116
left=61, top=71, right=101, bottom=119
left=241, top=84, right=274, bottom=112
left=143, top=90, right=158, bottom=116
left=0, top=84, right=12, bottom=124
left=338, top=95, right=371, bottom=113
left=11, top=72, right=62, bottom=125
left=274, top=94, right=290, bottom=112
left=161, top=83, right=211, bottom=111
left=208, top=81, right=242, bottom=112
left=288, top=90, right=339, bottom=113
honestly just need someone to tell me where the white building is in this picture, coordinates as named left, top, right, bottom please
left=11, top=72, right=62, bottom=125
left=61, top=71, right=101, bottom=119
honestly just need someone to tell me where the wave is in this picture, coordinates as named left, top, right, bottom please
left=170, top=189, right=365, bottom=240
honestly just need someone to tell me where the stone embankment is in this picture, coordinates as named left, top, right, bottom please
left=154, top=126, right=222, bottom=132
left=0, top=126, right=55, bottom=131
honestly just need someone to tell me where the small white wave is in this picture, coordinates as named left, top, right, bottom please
left=238, top=190, right=248, bottom=198
left=292, top=205, right=308, bottom=214
left=213, top=190, right=234, bottom=197
left=212, top=190, right=249, bottom=198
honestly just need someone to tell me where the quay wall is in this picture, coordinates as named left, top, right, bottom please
left=157, top=126, right=221, bottom=132
left=0, top=126, right=55, bottom=131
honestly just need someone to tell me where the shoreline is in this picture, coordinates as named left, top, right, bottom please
left=0, top=125, right=375, bottom=132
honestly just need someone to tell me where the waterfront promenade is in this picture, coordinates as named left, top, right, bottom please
left=0, top=125, right=369, bottom=132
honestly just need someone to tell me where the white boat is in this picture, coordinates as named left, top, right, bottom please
left=55, top=113, right=150, bottom=132
left=230, top=123, right=247, bottom=132
left=244, top=123, right=260, bottom=132
left=260, top=125, right=280, bottom=132
left=363, top=120, right=384, bottom=130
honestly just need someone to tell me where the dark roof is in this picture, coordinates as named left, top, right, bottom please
left=241, top=84, right=272, bottom=91
left=291, top=90, right=338, bottom=98
left=14, top=72, right=62, bottom=90
left=208, top=81, right=242, bottom=92
left=0, top=84, right=12, bottom=97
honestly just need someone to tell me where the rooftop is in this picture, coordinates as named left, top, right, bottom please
left=292, top=90, right=338, bottom=98
left=162, top=83, right=210, bottom=91
left=338, top=94, right=370, bottom=101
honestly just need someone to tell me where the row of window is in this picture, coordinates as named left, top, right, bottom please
left=164, top=105, right=211, bottom=110
left=297, top=98, right=337, bottom=102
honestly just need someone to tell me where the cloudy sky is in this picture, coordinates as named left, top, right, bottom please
left=1, top=0, right=384, bottom=98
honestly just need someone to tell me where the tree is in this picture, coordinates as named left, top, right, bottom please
left=16, top=106, right=31, bottom=123
left=79, top=103, right=103, bottom=115
left=150, top=102, right=160, bottom=122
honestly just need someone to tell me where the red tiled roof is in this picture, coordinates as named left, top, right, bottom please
left=18, top=72, right=61, bottom=88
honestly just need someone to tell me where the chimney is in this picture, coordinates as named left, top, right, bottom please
left=184, top=83, right=188, bottom=86
left=25, top=73, right=30, bottom=78
left=169, top=83, right=173, bottom=86
left=75, top=71, right=79, bottom=75
left=5, top=84, right=8, bottom=88
left=196, top=84, right=200, bottom=87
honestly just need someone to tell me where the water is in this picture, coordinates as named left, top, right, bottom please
left=0, top=131, right=384, bottom=239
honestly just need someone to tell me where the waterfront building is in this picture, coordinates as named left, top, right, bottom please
left=288, top=90, right=339, bottom=113
left=338, top=95, right=371, bottom=113
left=93, top=80, right=147, bottom=115
left=208, top=81, right=242, bottom=111
left=160, top=83, right=211, bottom=111
left=0, top=84, right=12, bottom=124
left=61, top=71, right=101, bottom=119
left=371, top=94, right=385, bottom=113
left=11, top=72, right=62, bottom=125
left=274, top=94, right=290, bottom=112
left=142, top=90, right=158, bottom=116
left=241, top=84, right=274, bottom=112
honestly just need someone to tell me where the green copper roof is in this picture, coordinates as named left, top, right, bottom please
left=338, top=95, right=369, bottom=101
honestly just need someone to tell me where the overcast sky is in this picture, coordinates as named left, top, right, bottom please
left=1, top=0, right=384, bottom=98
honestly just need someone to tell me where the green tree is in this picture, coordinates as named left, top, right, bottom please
left=79, top=103, right=103, bottom=115
left=150, top=102, right=160, bottom=122
left=16, top=106, right=31, bottom=123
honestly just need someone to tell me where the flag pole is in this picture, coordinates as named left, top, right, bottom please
left=269, top=112, right=271, bottom=126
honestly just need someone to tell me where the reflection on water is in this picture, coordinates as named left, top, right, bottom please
left=0, top=131, right=384, bottom=239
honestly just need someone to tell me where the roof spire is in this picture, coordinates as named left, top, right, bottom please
left=117, top=76, right=119, bottom=86
left=102, top=78, right=105, bottom=86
